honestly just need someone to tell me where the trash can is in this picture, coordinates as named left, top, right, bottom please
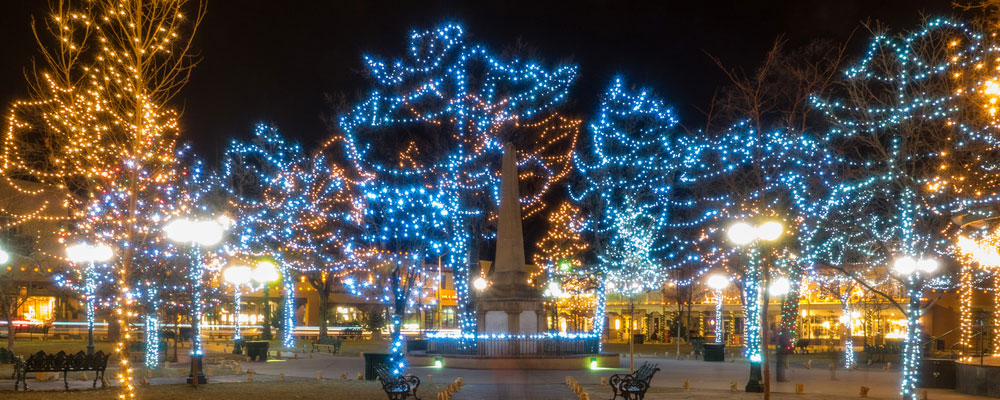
left=245, top=341, right=270, bottom=361
left=704, top=343, right=725, bottom=362
left=364, top=352, right=392, bottom=381
left=919, top=358, right=955, bottom=389
left=632, top=334, right=645, bottom=345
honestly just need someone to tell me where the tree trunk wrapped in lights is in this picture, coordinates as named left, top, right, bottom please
left=2, top=1, right=205, bottom=395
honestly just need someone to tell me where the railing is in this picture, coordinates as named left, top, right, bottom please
left=427, top=335, right=599, bottom=356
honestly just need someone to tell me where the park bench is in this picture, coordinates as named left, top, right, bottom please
left=15, top=350, right=110, bottom=391
left=340, top=328, right=363, bottom=340
left=375, top=363, right=421, bottom=400
left=311, top=336, right=342, bottom=354
left=8, top=324, right=51, bottom=340
left=609, top=361, right=660, bottom=400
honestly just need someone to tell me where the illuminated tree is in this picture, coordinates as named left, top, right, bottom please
left=699, top=36, right=848, bottom=386
left=533, top=201, right=592, bottom=331
left=283, top=140, right=363, bottom=340
left=2, top=0, right=205, bottom=395
left=811, top=18, right=1000, bottom=399
left=336, top=23, right=579, bottom=345
left=571, top=78, right=688, bottom=354
left=218, top=124, right=325, bottom=348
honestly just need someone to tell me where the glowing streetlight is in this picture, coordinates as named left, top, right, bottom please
left=250, top=260, right=281, bottom=341
left=726, top=219, right=783, bottom=393
left=253, top=260, right=280, bottom=283
left=727, top=222, right=757, bottom=245
left=66, top=243, right=114, bottom=356
left=707, top=274, right=729, bottom=343
left=164, top=218, right=225, bottom=246
left=473, top=277, right=488, bottom=291
left=707, top=274, right=729, bottom=291
left=769, top=277, right=790, bottom=296
left=0, top=249, right=10, bottom=265
left=164, top=217, right=226, bottom=386
left=891, top=254, right=940, bottom=400
left=757, top=221, right=783, bottom=242
left=893, top=256, right=938, bottom=276
left=223, top=264, right=252, bottom=354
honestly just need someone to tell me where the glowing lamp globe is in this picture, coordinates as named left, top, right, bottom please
left=66, top=243, right=114, bottom=263
left=727, top=222, right=756, bottom=245
left=707, top=274, right=729, bottom=290
left=0, top=249, right=9, bottom=265
left=223, top=265, right=252, bottom=285
left=165, top=218, right=225, bottom=246
left=253, top=261, right=280, bottom=283
left=757, top=221, right=783, bottom=241
left=473, top=277, right=488, bottom=291
left=893, top=256, right=917, bottom=275
left=164, top=218, right=194, bottom=242
left=917, top=258, right=939, bottom=274
left=193, top=220, right=225, bottom=246
left=769, top=277, right=790, bottom=296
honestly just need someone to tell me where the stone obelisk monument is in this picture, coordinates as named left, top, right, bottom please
left=476, top=142, right=545, bottom=335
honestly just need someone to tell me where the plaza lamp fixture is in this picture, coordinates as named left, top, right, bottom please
left=65, top=243, right=114, bottom=356
left=164, top=217, right=226, bottom=386
left=726, top=219, right=782, bottom=393
left=706, top=274, right=729, bottom=344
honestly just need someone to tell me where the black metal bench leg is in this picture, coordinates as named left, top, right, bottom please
left=64, top=371, right=69, bottom=391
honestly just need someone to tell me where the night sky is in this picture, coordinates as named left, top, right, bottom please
left=0, top=0, right=954, bottom=160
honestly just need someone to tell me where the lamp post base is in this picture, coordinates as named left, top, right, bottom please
left=86, top=343, right=95, bottom=356
left=746, top=361, right=764, bottom=392
left=187, top=355, right=207, bottom=385
left=232, top=339, right=243, bottom=355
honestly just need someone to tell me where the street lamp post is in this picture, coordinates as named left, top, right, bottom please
left=893, top=255, right=939, bottom=400
left=769, top=277, right=790, bottom=382
left=164, top=217, right=225, bottom=386
left=707, top=275, right=729, bottom=344
left=66, top=243, right=114, bottom=356
left=254, top=261, right=279, bottom=341
left=727, top=220, right=782, bottom=393
left=222, top=265, right=251, bottom=354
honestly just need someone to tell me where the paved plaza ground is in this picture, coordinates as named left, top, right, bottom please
left=0, top=340, right=981, bottom=399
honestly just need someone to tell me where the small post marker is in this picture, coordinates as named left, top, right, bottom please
left=141, top=376, right=149, bottom=386
left=247, top=371, right=254, bottom=382
left=683, top=379, right=690, bottom=389
left=309, top=353, right=313, bottom=359
left=427, top=373, right=432, bottom=383
left=341, top=372, right=347, bottom=380
left=730, top=381, right=738, bottom=392
left=81, top=371, right=89, bottom=381
left=795, top=384, right=804, bottom=394
left=317, top=370, right=322, bottom=380
left=884, top=362, right=891, bottom=371
left=920, top=389, right=929, bottom=400
left=805, top=360, right=812, bottom=369
left=280, top=373, right=285, bottom=381
left=860, top=386, right=870, bottom=397
left=358, top=372, right=363, bottom=380
left=601, top=377, right=607, bottom=386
